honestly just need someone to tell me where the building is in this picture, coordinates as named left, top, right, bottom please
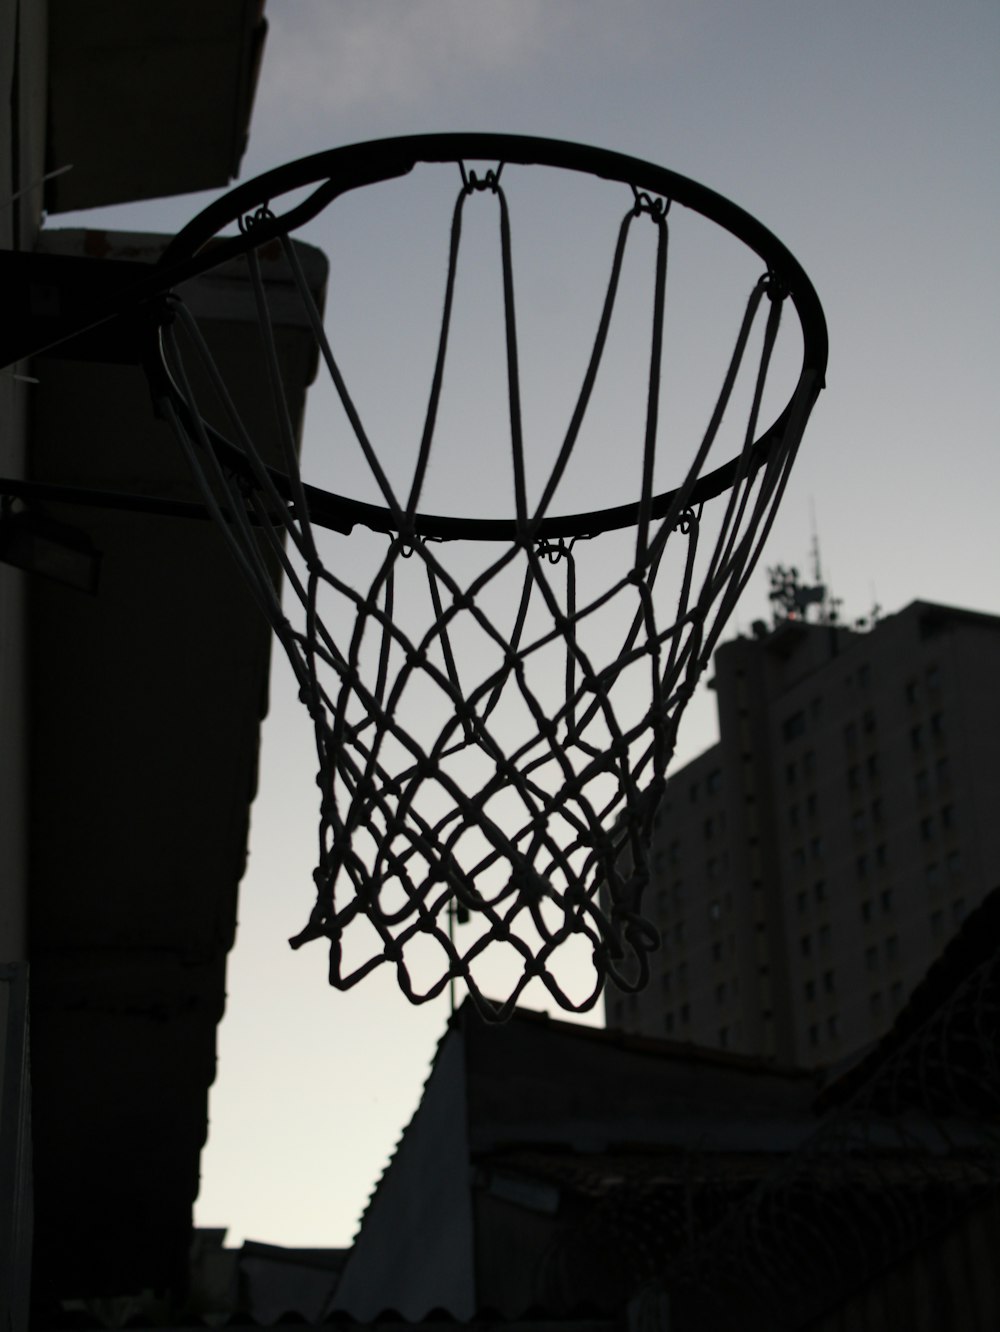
left=605, top=597, right=1000, bottom=1067
left=330, top=951, right=1000, bottom=1332
left=331, top=1001, right=818, bottom=1323
left=0, top=3, right=328, bottom=1320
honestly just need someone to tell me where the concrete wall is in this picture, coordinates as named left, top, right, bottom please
left=1, top=5, right=47, bottom=1324
left=0, top=0, right=46, bottom=960
left=24, top=230, right=326, bottom=1305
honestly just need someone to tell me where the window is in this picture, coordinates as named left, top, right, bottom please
left=674, top=921, right=685, bottom=944
left=803, top=750, right=817, bottom=778
left=708, top=898, right=722, bottom=923
left=856, top=854, right=868, bottom=879
left=668, top=839, right=680, bottom=865
left=793, top=847, right=806, bottom=869
left=806, top=793, right=818, bottom=817
left=678, top=963, right=688, bottom=987
left=867, top=753, right=880, bottom=778
left=801, top=935, right=812, bottom=958
left=704, top=817, right=714, bottom=840
left=926, top=861, right=941, bottom=889
left=706, top=768, right=722, bottom=794
left=827, top=1014, right=840, bottom=1038
left=796, top=891, right=807, bottom=913
left=921, top=815, right=934, bottom=841
left=862, top=708, right=876, bottom=734
left=930, top=909, right=944, bottom=936
left=786, top=761, right=797, bottom=787
left=707, top=859, right=718, bottom=881
left=875, top=842, right=887, bottom=867
left=931, top=711, right=944, bottom=737
left=711, top=941, right=723, bottom=963
left=789, top=804, right=800, bottom=829
left=718, top=1027, right=729, bottom=1048
left=808, top=1024, right=819, bottom=1046
left=916, top=770, right=929, bottom=797
left=715, top=982, right=727, bottom=1005
left=783, top=711, right=806, bottom=742
left=885, top=935, right=899, bottom=962
left=844, top=722, right=858, bottom=749
left=810, top=837, right=824, bottom=861
left=936, top=757, right=950, bottom=787
left=947, top=849, right=961, bottom=876
left=858, top=664, right=871, bottom=688
left=823, top=969, right=835, bottom=995
left=926, top=664, right=941, bottom=692
left=662, top=970, right=672, bottom=993
left=860, top=899, right=873, bottom=923
left=890, top=981, right=904, bottom=1009
left=853, top=810, right=866, bottom=834
left=865, top=945, right=878, bottom=971
left=804, top=979, right=816, bottom=1001
left=814, top=880, right=826, bottom=904
left=911, top=725, right=924, bottom=752
left=819, top=924, right=831, bottom=951
left=689, top=782, right=699, bottom=803
left=680, top=1003, right=690, bottom=1023
left=880, top=889, right=893, bottom=914
left=905, top=679, right=918, bottom=705
left=871, top=798, right=883, bottom=825
left=941, top=804, right=955, bottom=831
left=870, top=991, right=883, bottom=1016
left=953, top=899, right=966, bottom=923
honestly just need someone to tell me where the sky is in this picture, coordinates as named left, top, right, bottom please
left=52, top=0, right=1000, bottom=1248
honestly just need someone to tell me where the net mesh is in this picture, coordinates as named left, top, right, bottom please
left=154, top=157, right=819, bottom=1019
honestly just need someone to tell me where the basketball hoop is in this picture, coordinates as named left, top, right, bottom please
left=149, top=134, right=827, bottom=1020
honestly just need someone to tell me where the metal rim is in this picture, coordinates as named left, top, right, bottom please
left=156, top=133, right=828, bottom=542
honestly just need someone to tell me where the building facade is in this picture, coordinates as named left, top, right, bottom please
left=605, top=600, right=1000, bottom=1067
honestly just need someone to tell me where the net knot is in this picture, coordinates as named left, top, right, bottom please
left=537, top=714, right=559, bottom=742
left=383, top=937, right=404, bottom=964
left=508, top=864, right=549, bottom=908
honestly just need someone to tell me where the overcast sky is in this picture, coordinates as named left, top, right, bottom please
left=54, top=0, right=999, bottom=1248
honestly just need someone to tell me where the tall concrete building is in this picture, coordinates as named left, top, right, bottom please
left=605, top=598, right=1000, bottom=1067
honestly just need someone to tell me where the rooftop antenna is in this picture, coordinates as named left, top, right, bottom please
left=809, top=497, right=822, bottom=586
left=809, top=498, right=842, bottom=624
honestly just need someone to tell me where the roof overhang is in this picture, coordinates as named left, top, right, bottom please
left=45, top=0, right=266, bottom=213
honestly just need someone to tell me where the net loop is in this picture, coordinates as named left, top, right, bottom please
left=459, top=161, right=504, bottom=194
left=630, top=184, right=671, bottom=218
